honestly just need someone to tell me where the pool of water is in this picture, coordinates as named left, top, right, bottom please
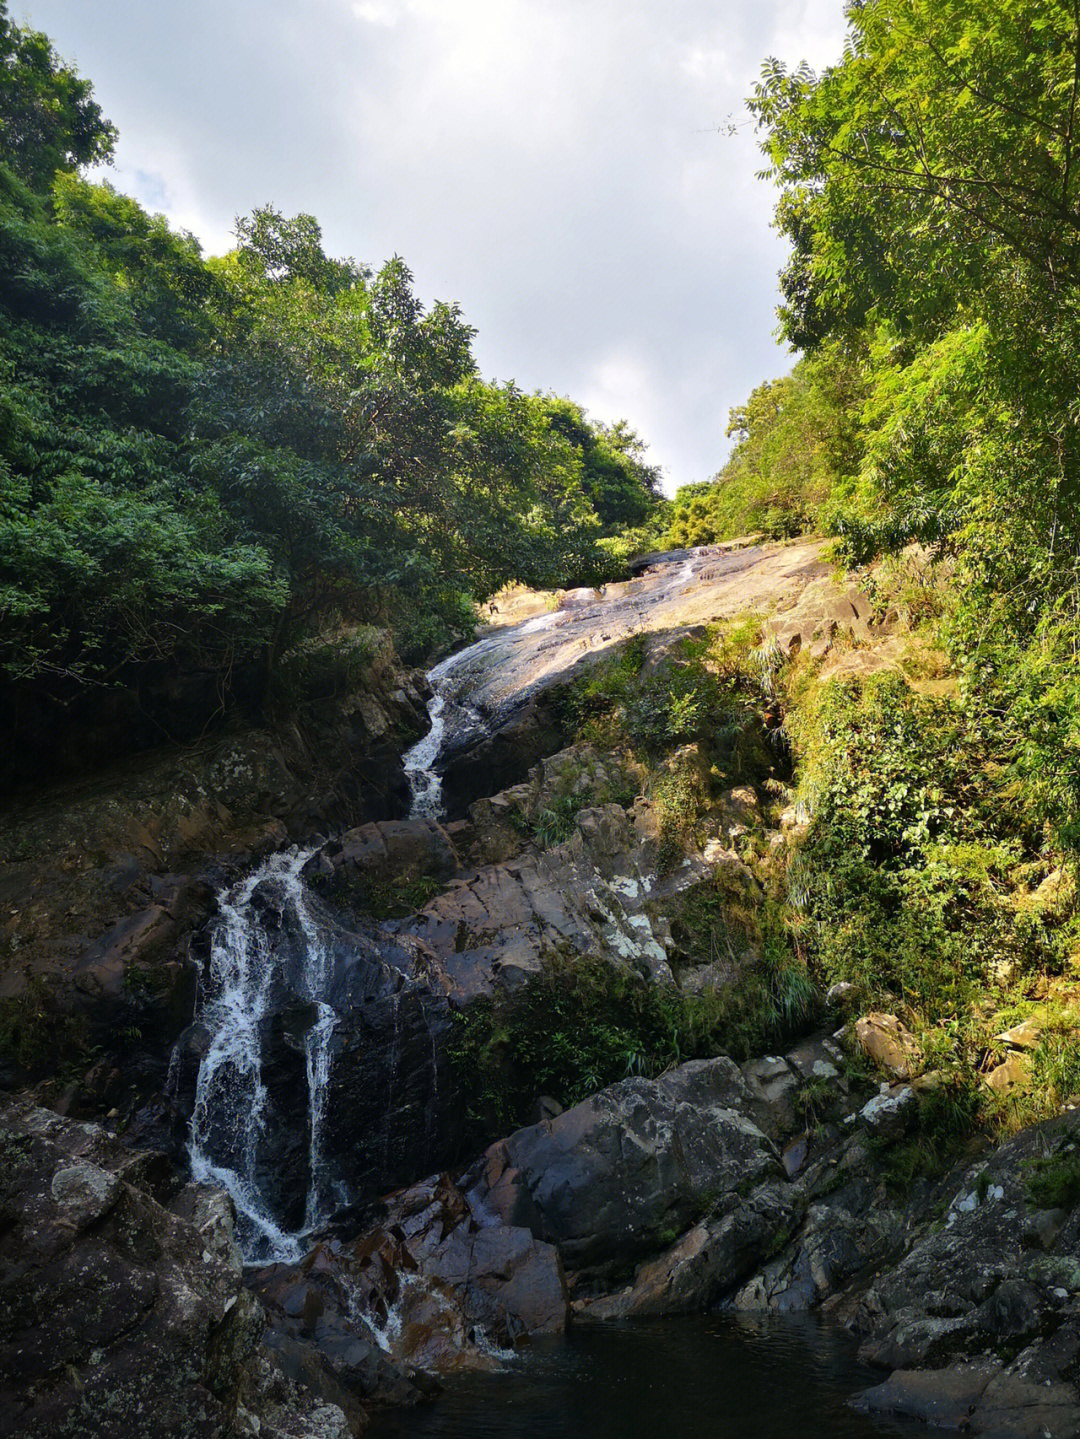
left=368, top=1314, right=945, bottom=1439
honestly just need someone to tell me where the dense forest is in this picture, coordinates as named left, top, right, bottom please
left=667, top=0, right=1080, bottom=865
left=0, top=3, right=661, bottom=785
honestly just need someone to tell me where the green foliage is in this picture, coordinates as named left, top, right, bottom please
left=789, top=672, right=1063, bottom=1021
left=446, top=945, right=811, bottom=1144
left=749, top=0, right=1080, bottom=862
left=0, top=10, right=115, bottom=187
left=667, top=338, right=868, bottom=545
left=532, top=794, right=582, bottom=849
left=1025, top=1141, right=1080, bottom=1209
left=0, top=1, right=663, bottom=779
left=868, top=1079, right=983, bottom=1190
left=346, top=874, right=445, bottom=922
left=539, top=397, right=664, bottom=535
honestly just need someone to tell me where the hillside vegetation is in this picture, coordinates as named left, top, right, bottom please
left=650, top=0, right=1080, bottom=1173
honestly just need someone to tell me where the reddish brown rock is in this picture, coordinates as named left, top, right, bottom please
left=854, top=1013, right=923, bottom=1080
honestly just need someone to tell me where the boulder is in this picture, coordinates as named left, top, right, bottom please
left=463, top=1057, right=782, bottom=1274
left=853, top=1110, right=1080, bottom=1380
left=579, top=1182, right=794, bottom=1319
left=739, top=1055, right=801, bottom=1137
left=854, top=1013, right=923, bottom=1080
left=994, top=1019, right=1044, bottom=1052
left=853, top=1360, right=1002, bottom=1429
left=860, top=1085, right=916, bottom=1139
left=251, top=1172, right=568, bottom=1380
left=734, top=1184, right=897, bottom=1315
left=394, top=802, right=689, bottom=1002
left=0, top=1101, right=354, bottom=1439
left=316, top=818, right=461, bottom=890
left=983, top=1051, right=1033, bottom=1094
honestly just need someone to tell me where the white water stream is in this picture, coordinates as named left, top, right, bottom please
left=188, top=552, right=718, bottom=1264
left=188, top=846, right=337, bottom=1263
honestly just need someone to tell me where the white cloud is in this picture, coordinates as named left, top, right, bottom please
left=351, top=1, right=399, bottom=24
left=21, top=0, right=849, bottom=493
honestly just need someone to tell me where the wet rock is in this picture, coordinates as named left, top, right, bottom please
left=852, top=1359, right=1002, bottom=1429
left=252, top=1172, right=567, bottom=1381
left=854, top=1013, right=923, bottom=1080
left=439, top=698, right=565, bottom=818
left=463, top=1057, right=781, bottom=1274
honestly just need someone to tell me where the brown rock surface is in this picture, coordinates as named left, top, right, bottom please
left=854, top=1013, right=923, bottom=1080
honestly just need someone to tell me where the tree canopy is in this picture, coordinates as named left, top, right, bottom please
left=0, top=3, right=661, bottom=781
left=739, top=0, right=1080, bottom=854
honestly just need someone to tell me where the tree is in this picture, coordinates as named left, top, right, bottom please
left=0, top=4, right=115, bottom=189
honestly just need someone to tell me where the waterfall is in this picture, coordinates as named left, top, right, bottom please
left=402, top=689, right=448, bottom=817
left=188, top=847, right=338, bottom=1264
left=401, top=626, right=520, bottom=818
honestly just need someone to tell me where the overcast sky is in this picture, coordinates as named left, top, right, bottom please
left=18, top=0, right=847, bottom=494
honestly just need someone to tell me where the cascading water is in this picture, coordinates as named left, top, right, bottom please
left=402, top=688, right=448, bottom=817
left=188, top=846, right=338, bottom=1263
left=402, top=638, right=495, bottom=817
left=401, top=608, right=567, bottom=818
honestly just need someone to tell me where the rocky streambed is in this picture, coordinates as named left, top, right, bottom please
left=4, top=543, right=1080, bottom=1437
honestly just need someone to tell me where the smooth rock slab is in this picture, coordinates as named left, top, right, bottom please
left=853, top=1360, right=1002, bottom=1429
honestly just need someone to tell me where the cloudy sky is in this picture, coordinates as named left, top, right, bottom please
left=18, top=0, right=847, bottom=494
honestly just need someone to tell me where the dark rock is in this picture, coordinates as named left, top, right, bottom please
left=580, top=1181, right=795, bottom=1319
left=853, top=1359, right=1002, bottom=1429
left=251, top=1172, right=568, bottom=1380
left=438, top=698, right=565, bottom=818
left=0, top=1100, right=353, bottom=1439
left=464, top=1057, right=781, bottom=1275
left=314, top=818, right=461, bottom=892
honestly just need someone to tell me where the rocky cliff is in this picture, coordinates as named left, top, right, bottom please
left=2, top=541, right=1074, bottom=1438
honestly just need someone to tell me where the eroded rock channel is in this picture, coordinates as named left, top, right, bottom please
left=3, top=544, right=1078, bottom=1437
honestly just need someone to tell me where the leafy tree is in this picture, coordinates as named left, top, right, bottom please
left=0, top=7, right=115, bottom=188
left=540, top=396, right=662, bottom=533
left=749, top=0, right=1080, bottom=855
left=0, top=3, right=651, bottom=781
left=667, top=337, right=867, bottom=544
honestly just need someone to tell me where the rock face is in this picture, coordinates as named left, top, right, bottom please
left=463, top=1058, right=782, bottom=1276
left=312, top=817, right=461, bottom=890
left=853, top=1114, right=1080, bottom=1373
left=251, top=1171, right=568, bottom=1383
left=854, top=1012, right=923, bottom=1080
left=0, top=632, right=430, bottom=1117
left=173, top=859, right=463, bottom=1240
left=391, top=802, right=726, bottom=1004
left=0, top=1101, right=355, bottom=1439
left=839, top=1112, right=1080, bottom=1436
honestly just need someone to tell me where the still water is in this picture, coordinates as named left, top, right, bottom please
left=369, top=1314, right=945, bottom=1439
